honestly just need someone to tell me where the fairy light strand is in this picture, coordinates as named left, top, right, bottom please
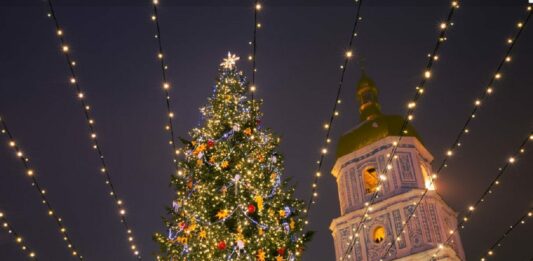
left=150, top=0, right=180, bottom=168
left=480, top=207, right=533, bottom=261
left=45, top=0, right=141, bottom=258
left=250, top=0, right=260, bottom=97
left=379, top=6, right=532, bottom=260
left=306, top=0, right=363, bottom=218
left=429, top=132, right=533, bottom=260
left=341, top=2, right=459, bottom=259
left=0, top=116, right=82, bottom=259
left=0, top=210, right=38, bottom=259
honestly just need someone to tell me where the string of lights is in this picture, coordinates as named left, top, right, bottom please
left=249, top=0, right=261, bottom=99
left=379, top=6, right=532, bottom=260
left=0, top=210, right=37, bottom=259
left=429, top=132, right=533, bottom=260
left=150, top=0, right=180, bottom=168
left=480, top=206, right=533, bottom=261
left=341, top=1, right=459, bottom=259
left=305, top=0, right=363, bottom=217
left=45, top=0, right=141, bottom=258
left=0, top=116, right=82, bottom=259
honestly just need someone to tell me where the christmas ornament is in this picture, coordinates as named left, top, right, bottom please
left=254, top=195, right=264, bottom=212
left=257, top=249, right=266, bottom=261
left=243, top=127, right=252, bottom=136
left=221, top=161, right=229, bottom=169
left=236, top=239, right=245, bottom=250
left=216, top=209, right=230, bottom=220
left=277, top=248, right=286, bottom=256
left=217, top=241, right=226, bottom=250
left=247, top=204, right=256, bottom=214
left=198, top=230, right=207, bottom=240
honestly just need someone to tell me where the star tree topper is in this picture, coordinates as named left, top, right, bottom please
left=220, top=52, right=240, bottom=69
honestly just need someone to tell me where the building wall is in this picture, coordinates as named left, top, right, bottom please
left=330, top=137, right=465, bottom=261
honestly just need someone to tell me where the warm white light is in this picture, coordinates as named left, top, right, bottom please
left=424, top=70, right=431, bottom=79
left=345, top=51, right=353, bottom=58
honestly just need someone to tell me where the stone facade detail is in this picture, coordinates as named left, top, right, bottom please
left=330, top=136, right=466, bottom=261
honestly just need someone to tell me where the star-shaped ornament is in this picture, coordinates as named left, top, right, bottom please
left=220, top=52, right=240, bottom=69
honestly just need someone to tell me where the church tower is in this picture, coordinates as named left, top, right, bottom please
left=329, top=71, right=465, bottom=261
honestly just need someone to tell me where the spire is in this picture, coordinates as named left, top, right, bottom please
left=356, top=70, right=382, bottom=121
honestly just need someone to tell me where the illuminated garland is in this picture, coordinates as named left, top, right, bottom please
left=380, top=6, right=532, bottom=260
left=249, top=0, right=261, bottom=97
left=341, top=1, right=460, bottom=259
left=150, top=0, right=180, bottom=168
left=480, top=207, right=533, bottom=260
left=0, top=210, right=37, bottom=259
left=429, top=132, right=533, bottom=260
left=0, top=116, right=82, bottom=259
left=306, top=0, right=363, bottom=218
left=45, top=0, right=141, bottom=258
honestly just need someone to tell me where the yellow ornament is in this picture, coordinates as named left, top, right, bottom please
left=209, top=156, right=216, bottom=164
left=279, top=209, right=286, bottom=218
left=196, top=159, right=203, bottom=167
left=290, top=218, right=295, bottom=230
left=176, top=236, right=188, bottom=244
left=254, top=195, right=264, bottom=212
left=258, top=227, right=264, bottom=236
left=198, top=230, right=207, bottom=240
left=270, top=173, right=277, bottom=183
left=276, top=255, right=285, bottom=261
left=243, top=127, right=252, bottom=136
left=257, top=249, right=266, bottom=261
left=193, top=143, right=206, bottom=155
left=216, top=209, right=230, bottom=220
left=221, top=161, right=230, bottom=169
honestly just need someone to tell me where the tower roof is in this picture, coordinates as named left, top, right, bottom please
left=336, top=71, right=422, bottom=159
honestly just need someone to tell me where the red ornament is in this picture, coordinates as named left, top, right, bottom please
left=247, top=204, right=256, bottom=214
left=207, top=140, right=215, bottom=148
left=217, top=241, right=226, bottom=250
left=277, top=247, right=285, bottom=256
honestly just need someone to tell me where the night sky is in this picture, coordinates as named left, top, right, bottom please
left=0, top=0, right=532, bottom=260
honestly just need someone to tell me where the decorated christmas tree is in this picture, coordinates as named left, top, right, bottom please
left=155, top=53, right=310, bottom=260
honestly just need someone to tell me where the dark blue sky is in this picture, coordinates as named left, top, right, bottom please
left=0, top=0, right=532, bottom=260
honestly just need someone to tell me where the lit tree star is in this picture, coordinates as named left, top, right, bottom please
left=220, top=52, right=240, bottom=69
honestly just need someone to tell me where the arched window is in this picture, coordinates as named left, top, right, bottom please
left=363, top=167, right=379, bottom=194
left=373, top=226, right=386, bottom=244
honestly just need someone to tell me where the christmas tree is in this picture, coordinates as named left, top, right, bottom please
left=155, top=53, right=310, bottom=260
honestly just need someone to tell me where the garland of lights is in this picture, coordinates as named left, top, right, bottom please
left=480, top=207, right=533, bottom=260
left=45, top=0, right=141, bottom=258
left=340, top=1, right=460, bottom=259
left=429, top=132, right=533, bottom=260
left=0, top=117, right=82, bottom=259
left=0, top=210, right=37, bottom=259
left=150, top=0, right=180, bottom=168
left=379, top=6, right=533, bottom=260
left=306, top=0, right=364, bottom=219
left=249, top=0, right=261, bottom=97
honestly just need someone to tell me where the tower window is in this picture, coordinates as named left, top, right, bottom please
left=373, top=226, right=386, bottom=244
left=363, top=167, right=379, bottom=194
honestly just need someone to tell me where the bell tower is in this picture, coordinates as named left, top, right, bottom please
left=329, top=71, right=465, bottom=261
